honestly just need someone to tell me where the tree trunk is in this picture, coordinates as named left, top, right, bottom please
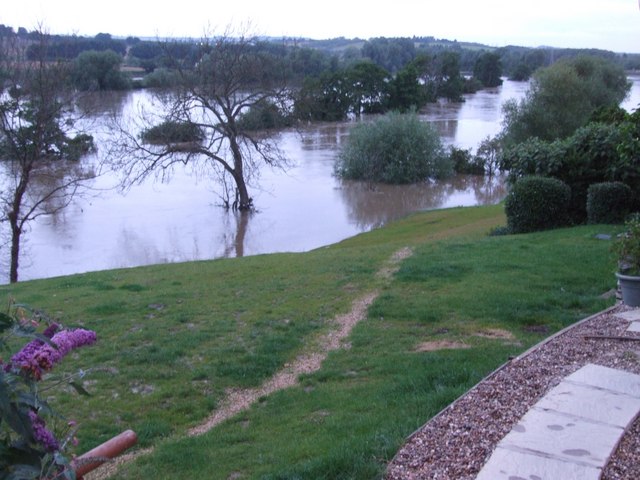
left=229, top=139, right=253, bottom=211
left=8, top=173, right=28, bottom=284
left=234, top=177, right=253, bottom=211
left=9, top=217, right=21, bottom=284
left=234, top=211, right=250, bottom=257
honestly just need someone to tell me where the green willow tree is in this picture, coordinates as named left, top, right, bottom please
left=501, top=54, right=630, bottom=145
left=335, top=112, right=452, bottom=184
left=0, top=31, right=95, bottom=283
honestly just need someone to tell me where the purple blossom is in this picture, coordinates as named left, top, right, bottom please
left=9, top=328, right=97, bottom=379
left=43, top=322, right=60, bottom=338
left=28, top=410, right=59, bottom=452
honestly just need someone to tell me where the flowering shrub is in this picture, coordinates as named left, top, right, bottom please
left=0, top=302, right=97, bottom=480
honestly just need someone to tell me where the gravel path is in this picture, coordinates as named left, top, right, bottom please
left=386, top=304, right=640, bottom=480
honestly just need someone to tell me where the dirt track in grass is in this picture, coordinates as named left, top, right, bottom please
left=87, top=247, right=413, bottom=479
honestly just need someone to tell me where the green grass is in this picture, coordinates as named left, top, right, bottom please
left=0, top=205, right=620, bottom=479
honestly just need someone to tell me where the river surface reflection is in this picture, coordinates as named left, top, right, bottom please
left=4, top=76, right=640, bottom=283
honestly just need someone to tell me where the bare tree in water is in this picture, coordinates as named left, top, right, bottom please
left=0, top=29, right=96, bottom=283
left=113, top=27, right=291, bottom=211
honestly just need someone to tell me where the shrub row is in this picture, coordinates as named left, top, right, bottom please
left=505, top=177, right=635, bottom=234
left=501, top=115, right=640, bottom=224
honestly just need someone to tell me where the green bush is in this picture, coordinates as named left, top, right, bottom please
left=614, top=109, right=640, bottom=206
left=142, top=68, right=181, bottom=88
left=335, top=112, right=452, bottom=184
left=562, top=123, right=625, bottom=222
left=64, top=133, right=95, bottom=161
left=72, top=50, right=131, bottom=91
left=237, top=100, right=293, bottom=131
left=505, top=176, right=571, bottom=233
left=501, top=122, right=626, bottom=223
left=501, top=137, right=567, bottom=181
left=449, top=146, right=484, bottom=175
left=141, top=121, right=203, bottom=144
left=587, top=182, right=633, bottom=224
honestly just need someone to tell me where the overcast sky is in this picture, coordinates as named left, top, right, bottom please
left=2, top=0, right=639, bottom=53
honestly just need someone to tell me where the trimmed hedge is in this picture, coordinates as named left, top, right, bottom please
left=587, top=182, right=633, bottom=224
left=505, top=176, right=571, bottom=233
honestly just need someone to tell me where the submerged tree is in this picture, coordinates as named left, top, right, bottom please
left=388, top=63, right=426, bottom=112
left=0, top=31, right=96, bottom=283
left=294, top=70, right=352, bottom=122
left=72, top=49, right=130, bottom=91
left=475, top=135, right=502, bottom=177
left=114, top=28, right=290, bottom=211
left=436, top=51, right=464, bottom=102
left=345, top=60, right=391, bottom=116
left=335, top=112, right=452, bottom=184
left=473, top=51, right=503, bottom=88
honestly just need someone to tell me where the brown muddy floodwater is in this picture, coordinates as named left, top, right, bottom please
left=4, top=76, right=639, bottom=283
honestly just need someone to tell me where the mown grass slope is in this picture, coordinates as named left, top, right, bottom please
left=0, top=205, right=619, bottom=479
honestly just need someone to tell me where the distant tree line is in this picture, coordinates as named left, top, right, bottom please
left=25, top=32, right=127, bottom=59
left=2, top=24, right=638, bottom=84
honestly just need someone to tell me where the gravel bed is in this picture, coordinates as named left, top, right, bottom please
left=386, top=304, right=640, bottom=480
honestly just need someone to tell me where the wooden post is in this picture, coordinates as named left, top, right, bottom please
left=72, top=429, right=137, bottom=479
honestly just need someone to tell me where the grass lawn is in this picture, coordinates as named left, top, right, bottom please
left=0, top=205, right=619, bottom=479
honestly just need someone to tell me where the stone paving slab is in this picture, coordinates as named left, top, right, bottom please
left=475, top=364, right=640, bottom=480
left=535, top=381, right=640, bottom=428
left=475, top=446, right=602, bottom=480
left=500, top=408, right=622, bottom=467
left=613, top=308, right=640, bottom=332
left=565, top=363, right=640, bottom=398
left=615, top=309, right=640, bottom=322
left=626, top=321, right=640, bottom=333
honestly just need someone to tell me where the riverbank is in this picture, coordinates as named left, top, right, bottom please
left=0, top=205, right=620, bottom=478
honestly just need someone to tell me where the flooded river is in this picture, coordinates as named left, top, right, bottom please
left=3, top=76, right=640, bottom=283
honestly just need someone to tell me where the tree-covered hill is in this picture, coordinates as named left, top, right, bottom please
left=2, top=23, right=638, bottom=80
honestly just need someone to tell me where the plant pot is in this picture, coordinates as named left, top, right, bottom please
left=616, top=273, right=640, bottom=307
